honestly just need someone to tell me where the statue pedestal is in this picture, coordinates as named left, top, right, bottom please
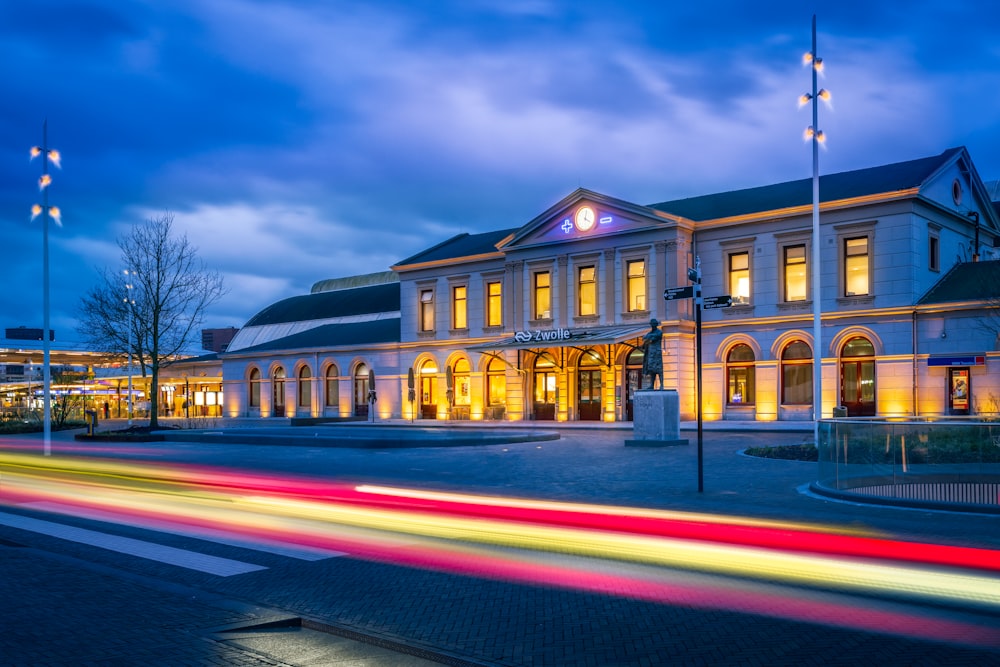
left=625, top=389, right=688, bottom=447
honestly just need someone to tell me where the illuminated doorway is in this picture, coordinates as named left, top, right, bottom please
left=840, top=337, right=876, bottom=416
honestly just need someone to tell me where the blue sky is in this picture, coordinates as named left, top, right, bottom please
left=3, top=1, right=999, bottom=348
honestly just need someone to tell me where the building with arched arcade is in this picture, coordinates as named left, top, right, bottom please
left=217, top=147, right=1000, bottom=423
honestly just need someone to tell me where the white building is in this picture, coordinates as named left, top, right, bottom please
left=218, top=147, right=1000, bottom=423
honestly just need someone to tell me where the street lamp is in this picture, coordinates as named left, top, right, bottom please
left=688, top=257, right=704, bottom=493
left=30, top=120, right=62, bottom=456
left=801, top=16, right=831, bottom=434
left=123, top=269, right=136, bottom=427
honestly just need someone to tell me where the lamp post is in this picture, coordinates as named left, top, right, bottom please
left=801, top=16, right=831, bottom=438
left=30, top=120, right=62, bottom=456
left=123, top=269, right=136, bottom=427
left=687, top=258, right=704, bottom=493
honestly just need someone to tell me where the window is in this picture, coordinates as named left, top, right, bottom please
left=486, top=356, right=506, bottom=407
left=452, top=358, right=471, bottom=406
left=486, top=281, right=503, bottom=327
left=324, top=365, right=339, bottom=407
left=578, top=265, right=596, bottom=316
left=929, top=232, right=940, bottom=272
left=626, top=260, right=646, bottom=311
left=726, top=344, right=755, bottom=405
left=534, top=271, right=551, bottom=320
left=783, top=245, right=807, bottom=302
left=781, top=341, right=812, bottom=405
left=729, top=252, right=750, bottom=304
left=452, top=285, right=467, bottom=330
left=297, top=366, right=311, bottom=409
left=419, top=289, right=435, bottom=331
left=248, top=367, right=261, bottom=407
left=844, top=237, right=870, bottom=296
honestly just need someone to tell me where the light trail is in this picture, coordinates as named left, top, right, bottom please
left=1, top=450, right=998, bottom=650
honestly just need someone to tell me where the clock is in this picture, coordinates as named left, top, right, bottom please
left=575, top=206, right=596, bottom=232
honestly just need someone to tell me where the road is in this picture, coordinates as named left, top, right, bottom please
left=1, top=425, right=998, bottom=666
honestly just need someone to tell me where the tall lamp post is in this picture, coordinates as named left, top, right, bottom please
left=123, top=269, right=136, bottom=427
left=30, top=120, right=62, bottom=457
left=801, top=16, right=831, bottom=439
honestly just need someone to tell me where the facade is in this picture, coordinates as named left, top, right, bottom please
left=218, top=147, right=1000, bottom=423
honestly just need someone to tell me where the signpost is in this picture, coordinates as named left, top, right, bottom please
left=664, top=265, right=734, bottom=493
left=663, top=286, right=694, bottom=301
left=703, top=295, right=733, bottom=310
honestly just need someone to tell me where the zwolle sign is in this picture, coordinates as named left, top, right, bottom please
left=514, top=328, right=571, bottom=343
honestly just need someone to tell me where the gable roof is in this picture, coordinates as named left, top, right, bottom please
left=393, top=228, right=517, bottom=269
left=243, top=282, right=400, bottom=327
left=233, top=318, right=401, bottom=354
left=917, top=260, right=1000, bottom=304
left=649, top=148, right=964, bottom=221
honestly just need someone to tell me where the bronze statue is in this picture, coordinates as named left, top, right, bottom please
left=641, top=318, right=663, bottom=390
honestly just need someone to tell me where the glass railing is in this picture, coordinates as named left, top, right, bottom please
left=816, top=417, right=1000, bottom=510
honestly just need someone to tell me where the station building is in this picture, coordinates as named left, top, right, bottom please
left=218, top=147, right=1000, bottom=423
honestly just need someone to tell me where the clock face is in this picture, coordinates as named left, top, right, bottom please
left=575, top=206, right=596, bottom=232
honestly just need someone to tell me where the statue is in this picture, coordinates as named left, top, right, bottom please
left=641, top=318, right=664, bottom=390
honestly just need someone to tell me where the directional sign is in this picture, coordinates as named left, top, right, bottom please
left=663, top=286, right=694, bottom=301
left=703, top=295, right=733, bottom=309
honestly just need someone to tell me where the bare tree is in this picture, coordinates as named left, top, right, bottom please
left=77, top=213, right=226, bottom=428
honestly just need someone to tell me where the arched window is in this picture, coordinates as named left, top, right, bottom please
left=324, top=365, right=339, bottom=408
left=297, top=366, right=312, bottom=409
left=726, top=344, right=755, bottom=405
left=248, top=367, right=261, bottom=408
left=781, top=341, right=812, bottom=405
left=452, top=358, right=471, bottom=406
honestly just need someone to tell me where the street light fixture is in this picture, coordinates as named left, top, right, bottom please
left=801, top=16, right=831, bottom=434
left=123, top=269, right=136, bottom=426
left=30, top=120, right=61, bottom=456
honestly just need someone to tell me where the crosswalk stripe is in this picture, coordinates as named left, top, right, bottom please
left=23, top=501, right=347, bottom=561
left=0, top=510, right=267, bottom=576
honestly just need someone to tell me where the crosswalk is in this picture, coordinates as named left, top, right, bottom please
left=0, top=504, right=347, bottom=576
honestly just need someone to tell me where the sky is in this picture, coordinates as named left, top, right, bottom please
left=3, top=0, right=1000, bottom=349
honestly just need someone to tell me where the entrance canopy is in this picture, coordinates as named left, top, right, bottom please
left=468, top=324, right=649, bottom=351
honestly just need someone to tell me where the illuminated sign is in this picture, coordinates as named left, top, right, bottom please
left=514, top=328, right=572, bottom=343
left=927, top=355, right=985, bottom=367
left=559, top=206, right=615, bottom=235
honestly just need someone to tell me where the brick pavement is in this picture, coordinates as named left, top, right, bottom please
left=1, top=425, right=998, bottom=665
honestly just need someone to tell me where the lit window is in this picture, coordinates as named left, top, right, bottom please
left=534, top=271, right=551, bottom=320
left=729, top=252, right=750, bottom=304
left=627, top=260, right=646, bottom=312
left=783, top=245, right=807, bottom=302
left=578, top=266, right=596, bottom=316
left=726, top=344, right=755, bottom=405
left=419, top=289, right=435, bottom=331
left=781, top=341, right=812, bottom=405
left=486, top=281, right=502, bottom=327
left=452, top=285, right=467, bottom=330
left=844, top=237, right=869, bottom=296
left=324, top=366, right=339, bottom=407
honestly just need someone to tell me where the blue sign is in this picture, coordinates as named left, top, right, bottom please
left=927, top=355, right=985, bottom=367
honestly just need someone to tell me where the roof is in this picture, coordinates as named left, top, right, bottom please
left=394, top=228, right=518, bottom=268
left=243, top=282, right=400, bottom=327
left=917, top=260, right=1000, bottom=304
left=649, top=148, right=963, bottom=221
left=233, top=318, right=401, bottom=354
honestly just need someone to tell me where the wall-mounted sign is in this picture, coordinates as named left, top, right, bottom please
left=514, top=328, right=572, bottom=343
left=927, top=355, right=985, bottom=367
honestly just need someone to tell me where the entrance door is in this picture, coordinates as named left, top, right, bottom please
left=421, top=375, right=437, bottom=419
left=578, top=369, right=602, bottom=421
left=948, top=367, right=970, bottom=415
left=624, top=349, right=643, bottom=421
left=533, top=370, right=556, bottom=420
left=353, top=365, right=369, bottom=418
left=840, top=337, right=876, bottom=416
left=272, top=368, right=286, bottom=417
left=840, top=360, right=875, bottom=416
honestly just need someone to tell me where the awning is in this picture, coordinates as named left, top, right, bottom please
left=468, top=324, right=650, bottom=351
